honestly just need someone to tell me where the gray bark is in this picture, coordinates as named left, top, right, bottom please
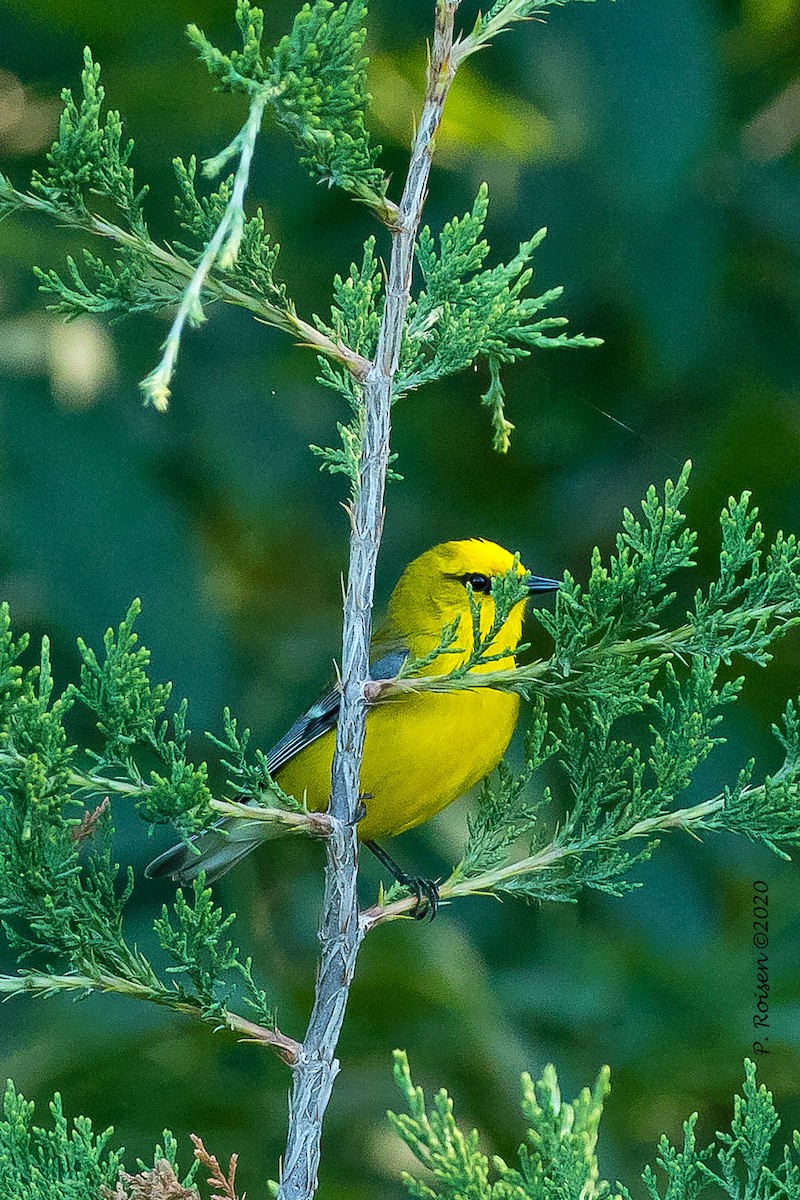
left=276, top=5, right=462, bottom=1197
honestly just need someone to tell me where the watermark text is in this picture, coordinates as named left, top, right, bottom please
left=752, top=879, right=770, bottom=1056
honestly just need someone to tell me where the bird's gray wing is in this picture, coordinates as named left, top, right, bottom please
left=145, top=648, right=409, bottom=883
left=266, top=648, right=408, bottom=776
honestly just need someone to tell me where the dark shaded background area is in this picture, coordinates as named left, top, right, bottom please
left=1, top=1, right=800, bottom=1195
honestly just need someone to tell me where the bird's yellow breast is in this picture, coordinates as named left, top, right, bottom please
left=275, top=687, right=520, bottom=841
left=278, top=540, right=530, bottom=842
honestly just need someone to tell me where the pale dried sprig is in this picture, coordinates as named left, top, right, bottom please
left=190, top=1136, right=242, bottom=1200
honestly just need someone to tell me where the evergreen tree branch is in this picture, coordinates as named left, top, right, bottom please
left=187, top=0, right=395, bottom=221
left=393, top=190, right=602, bottom=413
left=277, top=4, right=466, bottom=1197
left=363, top=691, right=800, bottom=924
left=1, top=181, right=369, bottom=397
left=0, top=971, right=299, bottom=1063
left=367, top=468, right=800, bottom=704
left=206, top=797, right=333, bottom=834
left=388, top=1054, right=797, bottom=1200
left=367, top=598, right=800, bottom=702
left=0, top=605, right=303, bottom=1067
left=2, top=179, right=368, bottom=376
left=0, top=749, right=333, bottom=835
left=362, top=793, right=728, bottom=927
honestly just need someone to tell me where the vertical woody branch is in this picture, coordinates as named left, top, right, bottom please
left=277, top=4, right=461, bottom=1198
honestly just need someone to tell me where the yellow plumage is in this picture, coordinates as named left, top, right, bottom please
left=277, top=540, right=525, bottom=841
left=146, top=539, right=558, bottom=885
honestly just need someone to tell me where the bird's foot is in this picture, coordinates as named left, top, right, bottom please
left=363, top=840, right=440, bottom=921
left=405, top=875, right=440, bottom=921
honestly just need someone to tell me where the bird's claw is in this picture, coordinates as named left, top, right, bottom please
left=407, top=876, right=440, bottom=921
left=351, top=793, right=372, bottom=826
left=363, top=840, right=440, bottom=922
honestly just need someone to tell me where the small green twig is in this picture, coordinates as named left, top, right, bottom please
left=0, top=970, right=300, bottom=1063
left=366, top=599, right=800, bottom=701
left=361, top=793, right=726, bottom=928
left=209, top=797, right=333, bottom=835
left=455, top=0, right=553, bottom=63
left=0, top=749, right=330, bottom=834
left=140, top=90, right=266, bottom=410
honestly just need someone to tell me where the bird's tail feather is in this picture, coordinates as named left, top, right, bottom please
left=145, top=817, right=287, bottom=885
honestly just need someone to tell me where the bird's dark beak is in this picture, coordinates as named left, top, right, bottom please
left=525, top=573, right=561, bottom=594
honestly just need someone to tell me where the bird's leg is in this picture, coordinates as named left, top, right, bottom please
left=364, top=839, right=440, bottom=921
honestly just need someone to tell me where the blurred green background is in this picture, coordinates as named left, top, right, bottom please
left=2, top=0, right=800, bottom=1194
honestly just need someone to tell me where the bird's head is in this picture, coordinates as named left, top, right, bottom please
left=385, top=539, right=560, bottom=672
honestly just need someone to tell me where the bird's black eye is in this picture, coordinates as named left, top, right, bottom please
left=463, top=573, right=492, bottom=594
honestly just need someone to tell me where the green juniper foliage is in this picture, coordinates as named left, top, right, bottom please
left=405, top=464, right=800, bottom=904
left=188, top=0, right=387, bottom=201
left=0, top=601, right=276, bottom=1031
left=206, top=707, right=303, bottom=813
left=398, top=188, right=600, bottom=397
left=172, top=155, right=287, bottom=309
left=389, top=1051, right=614, bottom=1200
left=70, top=599, right=214, bottom=833
left=620, top=1059, right=800, bottom=1200
left=388, top=1056, right=800, bottom=1200
left=3, top=468, right=800, bottom=960
left=0, top=1085, right=198, bottom=1200
left=2, top=0, right=800, bottom=1193
left=154, top=878, right=273, bottom=1025
left=0, top=0, right=599, bottom=453
left=314, top=185, right=601, bottom=470
left=4, top=1056, right=794, bottom=1200
left=30, top=50, right=147, bottom=233
left=0, top=1082, right=125, bottom=1200
left=462, top=0, right=601, bottom=59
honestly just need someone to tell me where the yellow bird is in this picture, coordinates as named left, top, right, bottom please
left=146, top=540, right=559, bottom=915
